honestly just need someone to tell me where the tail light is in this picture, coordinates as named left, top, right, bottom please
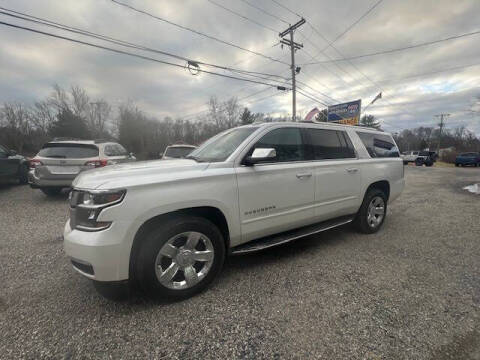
left=84, top=159, right=108, bottom=168
left=29, top=159, right=43, bottom=169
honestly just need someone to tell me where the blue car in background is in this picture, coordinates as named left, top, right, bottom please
left=455, top=152, right=480, bottom=167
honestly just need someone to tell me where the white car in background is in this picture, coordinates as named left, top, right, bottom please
left=401, top=150, right=420, bottom=164
left=161, top=144, right=196, bottom=160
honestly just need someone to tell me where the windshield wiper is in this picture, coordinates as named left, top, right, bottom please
left=47, top=155, right=67, bottom=158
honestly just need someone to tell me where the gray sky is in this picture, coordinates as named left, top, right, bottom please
left=1, top=0, right=479, bottom=134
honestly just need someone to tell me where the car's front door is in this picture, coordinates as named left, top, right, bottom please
left=235, top=127, right=315, bottom=242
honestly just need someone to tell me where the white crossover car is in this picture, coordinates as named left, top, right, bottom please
left=64, top=122, right=404, bottom=300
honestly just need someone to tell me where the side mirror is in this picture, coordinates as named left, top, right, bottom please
left=9, top=149, right=17, bottom=156
left=244, top=148, right=276, bottom=166
left=129, top=152, right=135, bottom=158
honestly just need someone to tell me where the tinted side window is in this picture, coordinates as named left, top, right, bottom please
left=0, top=146, right=8, bottom=158
left=306, top=129, right=355, bottom=160
left=253, top=128, right=305, bottom=162
left=113, top=144, right=127, bottom=156
left=103, top=145, right=115, bottom=156
left=357, top=132, right=399, bottom=158
left=104, top=144, right=128, bottom=156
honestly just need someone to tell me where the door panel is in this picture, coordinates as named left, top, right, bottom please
left=311, top=160, right=361, bottom=221
left=236, top=162, right=315, bottom=242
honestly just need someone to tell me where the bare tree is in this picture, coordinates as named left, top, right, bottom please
left=0, top=102, right=32, bottom=152
left=87, top=100, right=111, bottom=138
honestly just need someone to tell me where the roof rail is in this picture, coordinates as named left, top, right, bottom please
left=94, top=139, right=109, bottom=144
left=51, top=137, right=81, bottom=141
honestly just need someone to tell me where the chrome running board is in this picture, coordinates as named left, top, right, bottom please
left=230, top=215, right=354, bottom=255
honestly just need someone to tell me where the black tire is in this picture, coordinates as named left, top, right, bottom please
left=18, top=164, right=29, bottom=184
left=40, top=187, right=63, bottom=196
left=455, top=163, right=459, bottom=167
left=134, top=216, right=225, bottom=301
left=403, top=161, right=408, bottom=165
left=354, top=188, right=387, bottom=234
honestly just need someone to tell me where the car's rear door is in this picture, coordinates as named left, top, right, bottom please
left=235, top=126, right=315, bottom=242
left=303, top=127, right=361, bottom=221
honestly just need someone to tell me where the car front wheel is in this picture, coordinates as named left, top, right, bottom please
left=134, top=216, right=225, bottom=300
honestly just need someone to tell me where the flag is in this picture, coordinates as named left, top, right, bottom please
left=370, top=92, right=382, bottom=105
left=304, top=107, right=320, bottom=122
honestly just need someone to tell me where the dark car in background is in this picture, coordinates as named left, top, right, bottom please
left=0, top=144, right=29, bottom=185
left=455, top=152, right=480, bottom=167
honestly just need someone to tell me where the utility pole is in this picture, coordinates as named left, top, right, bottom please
left=435, top=113, right=450, bottom=153
left=279, top=18, right=305, bottom=121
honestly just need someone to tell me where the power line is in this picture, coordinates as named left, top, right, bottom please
left=206, top=0, right=278, bottom=33
left=329, top=0, right=383, bottom=46
left=301, top=28, right=480, bottom=65
left=0, top=7, right=289, bottom=83
left=269, top=0, right=302, bottom=18
left=110, top=0, right=289, bottom=66
left=239, top=0, right=289, bottom=25
left=182, top=72, right=293, bottom=120
left=0, top=20, right=292, bottom=89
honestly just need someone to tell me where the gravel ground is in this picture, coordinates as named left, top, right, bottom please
left=1, top=166, right=479, bottom=359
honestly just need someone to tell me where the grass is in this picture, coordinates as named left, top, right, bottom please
left=434, top=161, right=455, bottom=168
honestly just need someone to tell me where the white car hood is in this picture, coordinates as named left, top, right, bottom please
left=73, top=159, right=209, bottom=190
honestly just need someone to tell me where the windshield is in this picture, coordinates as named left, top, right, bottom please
left=38, top=143, right=99, bottom=158
left=188, top=127, right=258, bottom=162
left=460, top=152, right=477, bottom=157
left=164, top=146, right=195, bottom=158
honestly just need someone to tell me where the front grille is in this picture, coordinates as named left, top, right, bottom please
left=71, top=259, right=94, bottom=276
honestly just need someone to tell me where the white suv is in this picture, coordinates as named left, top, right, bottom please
left=64, top=122, right=404, bottom=300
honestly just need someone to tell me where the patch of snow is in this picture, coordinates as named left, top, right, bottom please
left=463, top=183, right=480, bottom=194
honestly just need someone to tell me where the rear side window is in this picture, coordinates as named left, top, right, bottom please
left=305, top=129, right=356, bottom=160
left=38, top=143, right=99, bottom=158
left=164, top=146, right=194, bottom=158
left=356, top=132, right=399, bottom=158
left=253, top=127, right=305, bottom=162
left=104, top=144, right=127, bottom=156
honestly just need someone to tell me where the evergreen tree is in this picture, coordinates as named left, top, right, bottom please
left=49, top=108, right=90, bottom=139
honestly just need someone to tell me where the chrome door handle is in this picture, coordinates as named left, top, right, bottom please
left=296, top=172, right=312, bottom=179
left=346, top=168, right=358, bottom=173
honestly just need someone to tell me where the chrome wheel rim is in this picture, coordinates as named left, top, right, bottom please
left=367, top=196, right=385, bottom=228
left=155, top=231, right=214, bottom=290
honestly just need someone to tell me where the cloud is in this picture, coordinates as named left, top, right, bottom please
left=0, top=0, right=479, bottom=135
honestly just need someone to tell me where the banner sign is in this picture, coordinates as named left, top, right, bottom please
left=327, top=99, right=361, bottom=125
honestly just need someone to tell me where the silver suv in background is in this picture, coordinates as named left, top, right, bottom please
left=29, top=139, right=135, bottom=196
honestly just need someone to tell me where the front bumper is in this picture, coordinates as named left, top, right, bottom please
left=28, top=169, right=76, bottom=188
left=63, top=220, right=132, bottom=282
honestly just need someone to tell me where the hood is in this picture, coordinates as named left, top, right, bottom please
left=73, top=159, right=209, bottom=190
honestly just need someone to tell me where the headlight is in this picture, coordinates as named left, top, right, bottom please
left=69, top=189, right=126, bottom=231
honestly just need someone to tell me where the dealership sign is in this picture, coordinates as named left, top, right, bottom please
left=327, top=99, right=361, bottom=125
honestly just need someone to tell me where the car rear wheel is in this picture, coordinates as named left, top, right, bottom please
left=354, top=188, right=387, bottom=234
left=134, top=216, right=225, bottom=300
left=40, top=187, right=63, bottom=196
